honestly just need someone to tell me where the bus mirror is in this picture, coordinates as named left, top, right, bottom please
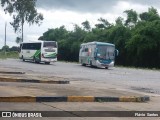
left=115, top=49, right=119, bottom=56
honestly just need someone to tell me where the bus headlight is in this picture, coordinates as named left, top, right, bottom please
left=109, top=61, right=115, bottom=67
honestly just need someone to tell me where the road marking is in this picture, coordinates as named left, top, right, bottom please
left=0, top=77, right=70, bottom=84
left=68, top=96, right=94, bottom=102
left=0, top=96, right=150, bottom=102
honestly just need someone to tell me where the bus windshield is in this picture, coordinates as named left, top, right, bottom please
left=43, top=42, right=57, bottom=48
left=97, top=45, right=115, bottom=60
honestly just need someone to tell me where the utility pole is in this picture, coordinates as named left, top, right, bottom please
left=5, top=22, right=7, bottom=46
left=4, top=22, right=7, bottom=55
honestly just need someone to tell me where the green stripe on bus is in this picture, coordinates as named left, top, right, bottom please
left=31, top=50, right=41, bottom=58
left=45, top=53, right=56, bottom=57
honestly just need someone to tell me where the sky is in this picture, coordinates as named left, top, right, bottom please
left=0, top=0, right=160, bottom=48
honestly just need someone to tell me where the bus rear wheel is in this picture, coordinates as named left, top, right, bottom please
left=22, top=56, right=25, bottom=62
left=81, top=60, right=86, bottom=66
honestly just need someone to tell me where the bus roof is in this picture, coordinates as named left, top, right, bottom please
left=20, top=40, right=56, bottom=44
left=81, top=41, right=115, bottom=46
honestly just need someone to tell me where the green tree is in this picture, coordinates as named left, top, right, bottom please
left=140, top=7, right=159, bottom=21
left=15, top=36, right=22, bottom=44
left=126, top=20, right=160, bottom=68
left=2, top=45, right=10, bottom=52
left=95, top=17, right=111, bottom=29
left=124, top=9, right=138, bottom=27
left=84, top=27, right=109, bottom=42
left=1, top=0, right=43, bottom=42
left=65, top=24, right=86, bottom=61
left=38, top=26, right=68, bottom=41
left=107, top=25, right=131, bottom=65
left=84, top=29, right=99, bottom=42
left=10, top=46, right=19, bottom=51
left=115, top=17, right=124, bottom=26
left=82, top=20, right=91, bottom=31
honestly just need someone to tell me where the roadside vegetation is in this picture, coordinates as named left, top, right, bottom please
left=0, top=46, right=19, bottom=59
left=38, top=7, right=160, bottom=69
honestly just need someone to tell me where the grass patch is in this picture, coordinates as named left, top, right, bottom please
left=0, top=51, right=19, bottom=59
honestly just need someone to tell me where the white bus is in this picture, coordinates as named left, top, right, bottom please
left=19, top=41, right=58, bottom=64
left=79, top=41, right=118, bottom=68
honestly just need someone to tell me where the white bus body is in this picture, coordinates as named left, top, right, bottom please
left=19, top=41, right=58, bottom=64
left=79, top=42, right=118, bottom=68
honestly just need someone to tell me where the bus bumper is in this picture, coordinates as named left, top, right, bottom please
left=96, top=60, right=114, bottom=68
left=41, top=58, right=57, bottom=62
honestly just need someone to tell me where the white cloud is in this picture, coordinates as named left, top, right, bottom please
left=37, top=8, right=120, bottom=29
left=22, top=8, right=119, bottom=42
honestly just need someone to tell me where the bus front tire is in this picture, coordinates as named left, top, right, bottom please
left=81, top=60, right=86, bottom=66
left=82, top=63, right=86, bottom=66
left=105, top=67, right=108, bottom=69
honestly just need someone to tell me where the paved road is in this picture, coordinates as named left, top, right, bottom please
left=0, top=59, right=160, bottom=95
left=0, top=59, right=160, bottom=120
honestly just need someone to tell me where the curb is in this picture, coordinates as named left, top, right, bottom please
left=0, top=96, right=150, bottom=102
left=0, top=77, right=70, bottom=84
left=0, top=71, right=25, bottom=74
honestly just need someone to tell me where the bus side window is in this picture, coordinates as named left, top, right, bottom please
left=22, top=43, right=26, bottom=49
left=84, top=48, right=88, bottom=52
left=81, top=47, right=85, bottom=52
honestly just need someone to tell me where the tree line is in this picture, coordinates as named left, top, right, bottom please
left=1, top=0, right=160, bottom=68
left=0, top=46, right=19, bottom=52
left=39, top=7, right=160, bottom=68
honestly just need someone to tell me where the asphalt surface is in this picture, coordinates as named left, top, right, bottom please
left=0, top=59, right=160, bottom=120
left=0, top=59, right=160, bottom=95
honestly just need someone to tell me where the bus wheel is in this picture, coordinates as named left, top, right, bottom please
left=45, top=62, right=50, bottom=65
left=81, top=63, right=86, bottom=66
left=82, top=63, right=86, bottom=66
left=33, top=57, right=36, bottom=63
left=34, top=57, right=40, bottom=63
left=105, top=67, right=108, bottom=69
left=22, top=56, right=25, bottom=62
left=81, top=60, right=86, bottom=66
left=90, top=61, right=93, bottom=67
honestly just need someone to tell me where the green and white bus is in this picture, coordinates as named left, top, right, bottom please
left=19, top=41, right=58, bottom=64
left=79, top=41, right=118, bottom=68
